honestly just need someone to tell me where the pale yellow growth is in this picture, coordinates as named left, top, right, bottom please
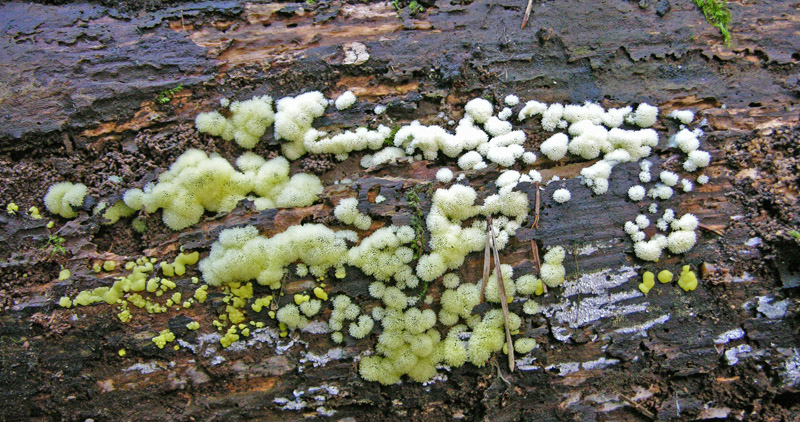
left=44, top=182, right=87, bottom=218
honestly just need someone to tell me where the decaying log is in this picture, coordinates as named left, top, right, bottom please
left=1, top=0, right=799, bottom=421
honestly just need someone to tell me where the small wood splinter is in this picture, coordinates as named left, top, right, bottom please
left=532, top=182, right=541, bottom=229
left=521, top=0, right=534, bottom=29
left=530, top=239, right=546, bottom=293
left=478, top=216, right=516, bottom=372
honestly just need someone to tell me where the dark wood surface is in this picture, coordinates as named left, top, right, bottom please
left=1, top=1, right=798, bottom=420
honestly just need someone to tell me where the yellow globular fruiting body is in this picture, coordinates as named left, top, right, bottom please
left=160, top=262, right=175, bottom=277
left=117, top=309, right=132, bottom=323
left=313, top=287, right=328, bottom=301
left=639, top=271, right=655, bottom=294
left=294, top=294, right=310, bottom=305
left=251, top=296, right=273, bottom=312
left=58, top=269, right=70, bottom=281
left=658, top=270, right=673, bottom=283
left=678, top=265, right=698, bottom=292
left=29, top=206, right=42, bottom=219
left=220, top=326, right=240, bottom=348
left=226, top=305, right=245, bottom=325
left=194, top=285, right=208, bottom=303
left=152, top=329, right=176, bottom=349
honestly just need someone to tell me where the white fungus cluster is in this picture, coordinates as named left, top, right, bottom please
left=195, top=95, right=275, bottom=149
left=628, top=185, right=646, bottom=201
left=334, top=91, right=357, bottom=110
left=668, top=109, right=695, bottom=125
left=504, top=95, right=520, bottom=107
left=627, top=103, right=659, bottom=127
left=436, top=168, right=454, bottom=183
left=334, top=198, right=372, bottom=231
left=540, top=246, right=566, bottom=287
left=625, top=209, right=699, bottom=261
left=553, top=188, right=571, bottom=204
left=671, top=128, right=712, bottom=172
left=347, top=225, right=417, bottom=287
left=516, top=100, right=663, bottom=194
left=122, top=149, right=322, bottom=230
left=304, top=125, right=391, bottom=160
left=360, top=147, right=406, bottom=168
left=273, top=91, right=329, bottom=160
left=415, top=182, right=529, bottom=282
left=199, top=224, right=349, bottom=289
left=44, top=182, right=88, bottom=219
left=134, top=89, right=723, bottom=387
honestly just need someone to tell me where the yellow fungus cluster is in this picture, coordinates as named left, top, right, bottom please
left=58, top=252, right=201, bottom=354
left=152, top=329, right=176, bottom=349
left=678, top=265, right=697, bottom=291
left=43, top=182, right=87, bottom=218
left=28, top=206, right=41, bottom=219
left=639, top=271, right=655, bottom=294
left=639, top=266, right=695, bottom=294
left=120, top=149, right=322, bottom=230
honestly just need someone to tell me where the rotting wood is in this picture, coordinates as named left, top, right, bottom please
left=1, top=0, right=800, bottom=420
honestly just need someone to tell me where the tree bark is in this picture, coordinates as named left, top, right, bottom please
left=1, top=0, right=799, bottom=421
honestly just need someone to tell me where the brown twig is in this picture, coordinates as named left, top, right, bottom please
left=479, top=218, right=493, bottom=303
left=619, top=394, right=655, bottom=420
left=698, top=222, right=724, bottom=236
left=521, top=0, right=534, bottom=29
left=532, top=182, right=541, bottom=229
left=530, top=239, right=546, bottom=293
left=530, top=240, right=541, bottom=274
left=492, top=359, right=512, bottom=387
left=489, top=217, right=515, bottom=372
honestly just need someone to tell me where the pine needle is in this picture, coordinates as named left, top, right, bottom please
left=521, top=0, right=534, bottom=30
left=488, top=216, right=515, bottom=372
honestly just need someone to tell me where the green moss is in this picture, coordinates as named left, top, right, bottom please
left=47, top=235, right=66, bottom=255
left=131, top=218, right=147, bottom=233
left=693, top=0, right=732, bottom=46
left=156, top=83, right=183, bottom=105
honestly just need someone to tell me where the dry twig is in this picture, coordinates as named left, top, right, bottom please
left=478, top=217, right=516, bottom=372
left=521, top=0, right=534, bottom=29
left=488, top=217, right=515, bottom=372
left=532, top=182, right=541, bottom=229
left=699, top=222, right=724, bottom=236
left=530, top=239, right=546, bottom=293
left=479, top=221, right=492, bottom=303
left=619, top=394, right=655, bottom=420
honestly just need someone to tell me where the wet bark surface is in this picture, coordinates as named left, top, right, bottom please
left=1, top=0, right=799, bottom=421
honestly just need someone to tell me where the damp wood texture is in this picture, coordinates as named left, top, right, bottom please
left=1, top=0, right=799, bottom=421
